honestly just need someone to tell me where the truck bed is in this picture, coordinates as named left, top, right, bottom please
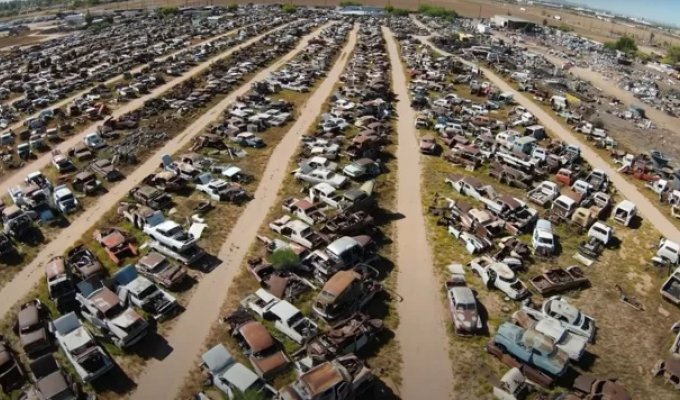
left=530, top=266, right=589, bottom=296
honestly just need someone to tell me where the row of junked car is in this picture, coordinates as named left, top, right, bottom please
left=197, top=22, right=398, bottom=400
left=0, top=15, right=300, bottom=168
left=0, top=16, right=272, bottom=166
left=391, top=16, right=634, bottom=399
left=0, top=17, right=340, bottom=399
left=0, top=19, right=324, bottom=268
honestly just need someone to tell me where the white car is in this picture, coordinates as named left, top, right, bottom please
left=53, top=185, right=79, bottom=214
left=144, top=219, right=197, bottom=252
left=468, top=256, right=528, bottom=300
left=52, top=312, right=113, bottom=382
left=196, top=173, right=247, bottom=202
left=539, top=296, right=596, bottom=342
left=294, top=168, right=348, bottom=188
left=241, top=289, right=318, bottom=344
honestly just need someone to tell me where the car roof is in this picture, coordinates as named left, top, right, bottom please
left=202, top=344, right=234, bottom=373
left=321, top=270, right=358, bottom=298
left=239, top=321, right=274, bottom=352
left=298, top=361, right=344, bottom=396
left=269, top=300, right=299, bottom=321
left=450, top=286, right=475, bottom=304
left=223, top=362, right=260, bottom=392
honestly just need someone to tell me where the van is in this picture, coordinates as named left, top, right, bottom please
left=532, top=219, right=555, bottom=255
left=513, top=136, right=536, bottom=155
left=613, top=200, right=636, bottom=227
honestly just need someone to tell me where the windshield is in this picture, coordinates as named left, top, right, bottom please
left=455, top=302, right=475, bottom=310
left=52, top=281, right=74, bottom=297
left=59, top=194, right=74, bottom=202
left=137, top=285, right=159, bottom=300
left=102, top=303, right=125, bottom=320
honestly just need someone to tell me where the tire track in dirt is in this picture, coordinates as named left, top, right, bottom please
left=128, top=25, right=359, bottom=400
left=383, top=26, right=455, bottom=400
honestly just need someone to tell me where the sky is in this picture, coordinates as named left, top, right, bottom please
left=559, top=0, right=680, bottom=26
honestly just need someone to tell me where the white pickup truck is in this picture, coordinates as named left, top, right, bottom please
left=527, top=181, right=560, bottom=207
left=241, top=288, right=318, bottom=344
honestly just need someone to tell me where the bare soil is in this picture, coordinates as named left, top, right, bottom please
left=384, top=26, right=454, bottom=400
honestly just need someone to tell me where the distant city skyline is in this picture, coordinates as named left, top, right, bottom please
left=554, top=0, right=679, bottom=27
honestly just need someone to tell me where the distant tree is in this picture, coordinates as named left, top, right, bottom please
left=84, top=9, right=93, bottom=26
left=227, top=3, right=238, bottom=11
left=665, top=46, right=680, bottom=65
left=282, top=3, right=296, bottom=14
left=542, top=18, right=548, bottom=26
left=649, top=31, right=655, bottom=44
left=159, top=6, right=179, bottom=17
left=605, top=35, right=638, bottom=54
left=340, top=1, right=362, bottom=6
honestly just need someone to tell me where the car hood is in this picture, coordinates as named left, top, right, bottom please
left=21, top=327, right=48, bottom=349
left=111, top=308, right=143, bottom=330
left=249, top=352, right=289, bottom=379
left=156, top=264, right=186, bottom=285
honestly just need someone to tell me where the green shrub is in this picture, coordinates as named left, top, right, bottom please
left=417, top=4, right=457, bottom=20
left=282, top=3, right=296, bottom=14
left=268, top=248, right=300, bottom=270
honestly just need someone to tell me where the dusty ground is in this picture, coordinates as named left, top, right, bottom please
left=383, top=26, right=454, bottom=400
left=128, top=23, right=356, bottom=400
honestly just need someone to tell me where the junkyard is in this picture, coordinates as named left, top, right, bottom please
left=1, top=2, right=680, bottom=400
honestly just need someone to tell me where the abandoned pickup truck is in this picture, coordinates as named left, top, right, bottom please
left=53, top=312, right=113, bottom=382
left=241, top=288, right=318, bottom=344
left=303, top=236, right=377, bottom=281
left=15, top=300, right=51, bottom=359
left=279, top=354, right=374, bottom=400
left=75, top=281, right=149, bottom=349
left=523, top=296, right=596, bottom=342
left=269, top=216, right=325, bottom=250
left=527, top=181, right=560, bottom=207
left=312, top=267, right=382, bottom=321
left=113, top=265, right=179, bottom=322
left=468, top=257, right=528, bottom=300
left=45, top=256, right=76, bottom=312
left=129, top=185, right=172, bottom=210
left=65, top=245, right=105, bottom=283
left=660, top=266, right=680, bottom=305
left=296, top=313, right=383, bottom=368
left=529, top=266, right=589, bottom=296
left=135, top=251, right=187, bottom=290
left=489, top=322, right=569, bottom=376
left=195, top=173, right=247, bottom=203
left=513, top=310, right=588, bottom=362
left=226, top=312, right=290, bottom=380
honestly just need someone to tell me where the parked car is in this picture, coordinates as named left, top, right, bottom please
left=113, top=265, right=179, bottom=322
left=532, top=219, right=555, bottom=256
left=28, top=354, right=79, bottom=400
left=90, top=159, right=124, bottom=182
left=445, top=266, right=482, bottom=335
left=53, top=185, right=79, bottom=214
left=135, top=251, right=187, bottom=290
left=52, top=312, right=113, bottom=382
left=241, top=289, right=318, bottom=344
left=229, top=317, right=290, bottom=380
left=0, top=339, right=24, bottom=392
left=15, top=300, right=51, bottom=359
left=522, top=296, right=596, bottom=342
left=45, top=256, right=76, bottom=312
left=342, top=158, right=382, bottom=180
left=75, top=281, right=149, bottom=349
left=231, top=132, right=264, bottom=148
left=294, top=168, right=348, bottom=189
left=468, top=257, right=528, bottom=300
left=201, top=344, right=277, bottom=399
left=419, top=135, right=437, bottom=154
left=129, top=185, right=172, bottom=210
left=65, top=245, right=105, bottom=282
left=195, top=173, right=247, bottom=202
left=513, top=310, right=588, bottom=361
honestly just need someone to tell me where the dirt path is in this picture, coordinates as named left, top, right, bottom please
left=0, top=22, right=289, bottom=189
left=0, top=22, right=332, bottom=319
left=0, top=25, right=248, bottom=107
left=129, top=25, right=359, bottom=400
left=410, top=28, right=680, bottom=244
left=383, top=26, right=454, bottom=400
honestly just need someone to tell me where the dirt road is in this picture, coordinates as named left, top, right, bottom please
left=0, top=22, right=290, bottom=191
left=129, top=25, right=358, bottom=400
left=0, top=24, right=247, bottom=106
left=383, top=26, right=454, bottom=400
left=503, top=36, right=680, bottom=135
left=0, top=22, right=331, bottom=319
left=410, top=26, right=680, bottom=243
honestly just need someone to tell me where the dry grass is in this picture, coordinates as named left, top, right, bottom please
left=412, top=78, right=680, bottom=398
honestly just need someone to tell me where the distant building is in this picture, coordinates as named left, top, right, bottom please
left=491, top=15, right=537, bottom=30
